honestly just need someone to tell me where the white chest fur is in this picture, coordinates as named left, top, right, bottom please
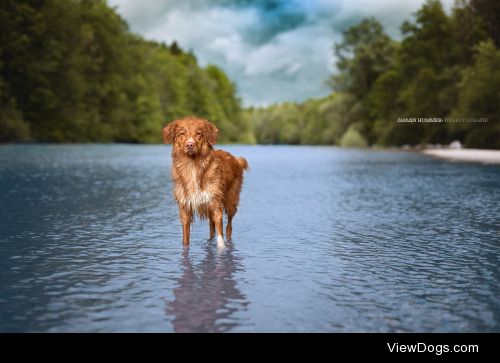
left=185, top=189, right=213, bottom=209
left=176, top=164, right=214, bottom=210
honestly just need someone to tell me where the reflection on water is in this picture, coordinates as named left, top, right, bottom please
left=166, top=245, right=248, bottom=333
left=0, top=144, right=499, bottom=332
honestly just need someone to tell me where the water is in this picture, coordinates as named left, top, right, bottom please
left=0, top=144, right=499, bottom=332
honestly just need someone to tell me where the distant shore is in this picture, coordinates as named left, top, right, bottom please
left=421, top=149, right=500, bottom=165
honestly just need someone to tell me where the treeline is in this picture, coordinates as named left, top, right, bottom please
left=249, top=0, right=500, bottom=148
left=0, top=0, right=253, bottom=143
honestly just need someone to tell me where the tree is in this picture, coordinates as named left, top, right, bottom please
left=369, top=0, right=463, bottom=145
left=450, top=40, right=500, bottom=148
left=469, top=0, right=500, bottom=48
left=330, top=18, right=397, bottom=99
left=0, top=78, right=30, bottom=142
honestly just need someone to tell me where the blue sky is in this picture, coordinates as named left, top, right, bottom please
left=108, top=0, right=454, bottom=106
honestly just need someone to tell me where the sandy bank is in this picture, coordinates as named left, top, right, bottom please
left=422, top=149, right=500, bottom=165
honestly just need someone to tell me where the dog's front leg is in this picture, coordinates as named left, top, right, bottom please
left=179, top=206, right=192, bottom=245
left=212, top=205, right=225, bottom=248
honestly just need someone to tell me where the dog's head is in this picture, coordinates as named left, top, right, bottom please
left=162, top=116, right=219, bottom=157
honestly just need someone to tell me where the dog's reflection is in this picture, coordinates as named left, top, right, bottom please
left=166, top=244, right=248, bottom=332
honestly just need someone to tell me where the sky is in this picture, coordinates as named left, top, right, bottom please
left=108, top=0, right=454, bottom=106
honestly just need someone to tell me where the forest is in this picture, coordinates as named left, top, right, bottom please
left=1, top=0, right=499, bottom=148
left=0, top=0, right=253, bottom=143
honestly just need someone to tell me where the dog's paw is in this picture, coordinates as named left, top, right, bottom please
left=216, top=235, right=225, bottom=248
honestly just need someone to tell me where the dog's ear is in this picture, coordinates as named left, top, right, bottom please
left=162, top=121, right=177, bottom=144
left=204, top=121, right=219, bottom=145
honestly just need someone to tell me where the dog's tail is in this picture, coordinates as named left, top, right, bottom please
left=237, top=156, right=249, bottom=171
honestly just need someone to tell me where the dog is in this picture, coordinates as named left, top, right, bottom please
left=163, top=116, right=248, bottom=248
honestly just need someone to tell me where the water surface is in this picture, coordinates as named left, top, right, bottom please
left=0, top=145, right=499, bottom=332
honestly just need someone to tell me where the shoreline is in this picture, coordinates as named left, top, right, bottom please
left=421, top=149, right=500, bottom=165
left=3, top=143, right=500, bottom=165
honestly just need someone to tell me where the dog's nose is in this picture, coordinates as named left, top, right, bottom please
left=186, top=139, right=195, bottom=149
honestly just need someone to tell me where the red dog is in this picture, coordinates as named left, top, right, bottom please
left=163, top=116, right=248, bottom=248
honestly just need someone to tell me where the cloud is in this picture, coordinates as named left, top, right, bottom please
left=144, top=6, right=256, bottom=54
left=108, top=0, right=457, bottom=106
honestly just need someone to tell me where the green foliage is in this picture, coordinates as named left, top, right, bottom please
left=0, top=0, right=249, bottom=143
left=0, top=79, right=30, bottom=142
left=340, top=124, right=368, bottom=148
left=468, top=0, right=500, bottom=48
left=453, top=40, right=500, bottom=119
left=2, top=0, right=497, bottom=148
left=247, top=93, right=357, bottom=145
left=330, top=18, right=397, bottom=99
left=250, top=0, right=499, bottom=148
left=451, top=40, right=500, bottom=148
